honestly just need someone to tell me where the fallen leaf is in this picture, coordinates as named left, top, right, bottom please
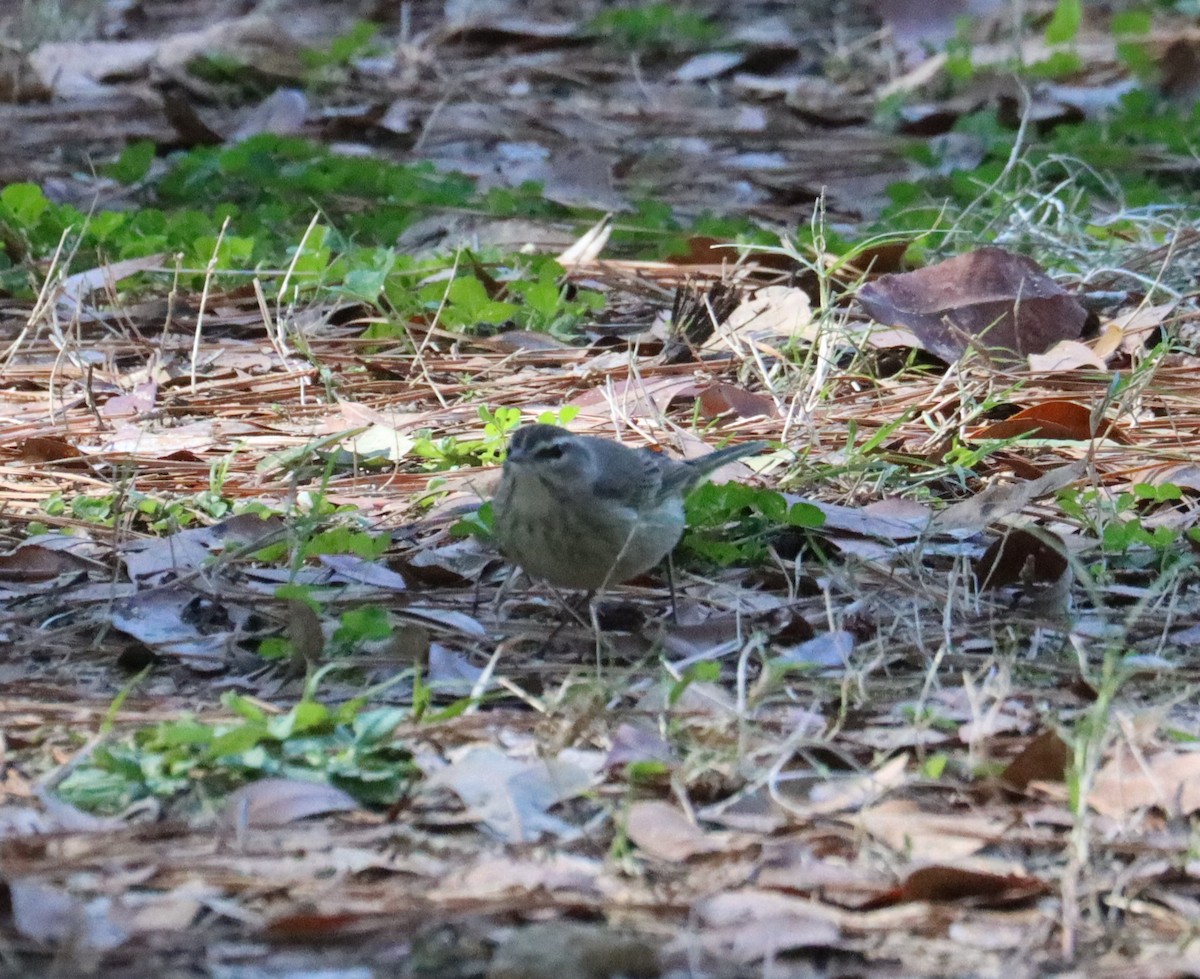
left=1090, top=748, right=1200, bottom=820
left=9, top=879, right=128, bottom=951
left=109, top=587, right=253, bottom=669
left=774, top=629, right=854, bottom=668
left=973, top=527, right=1069, bottom=590
left=695, top=890, right=842, bottom=962
left=604, top=723, right=675, bottom=771
left=1027, top=339, right=1108, bottom=372
left=972, top=400, right=1128, bottom=443
left=230, top=87, right=308, bottom=141
left=858, top=800, right=1007, bottom=861
left=696, top=382, right=778, bottom=420
left=424, top=746, right=596, bottom=842
left=58, top=253, right=166, bottom=313
left=777, top=754, right=909, bottom=817
left=857, top=247, right=1088, bottom=365
left=557, top=212, right=613, bottom=267
left=724, top=285, right=813, bottom=339
left=931, top=461, right=1087, bottom=533
left=625, top=800, right=726, bottom=862
left=1001, top=730, right=1071, bottom=792
left=884, top=865, right=1048, bottom=906
left=120, top=513, right=283, bottom=581
left=222, top=778, right=360, bottom=828
left=18, top=437, right=88, bottom=464
left=0, top=545, right=87, bottom=582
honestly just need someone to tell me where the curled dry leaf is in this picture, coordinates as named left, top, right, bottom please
left=222, top=777, right=360, bottom=829
left=973, top=527, right=1069, bottom=590
left=556, top=211, right=613, bottom=268
left=972, top=400, right=1129, bottom=443
left=0, top=545, right=89, bottom=583
left=696, top=381, right=778, bottom=420
left=776, top=754, right=909, bottom=818
left=695, top=890, right=842, bottom=963
left=625, top=801, right=725, bottom=862
left=1000, top=730, right=1071, bottom=792
left=285, top=599, right=324, bottom=670
left=1090, top=749, right=1200, bottom=820
left=931, top=460, right=1087, bottom=533
left=58, top=253, right=166, bottom=314
left=603, top=723, right=676, bottom=771
left=424, top=746, right=595, bottom=842
left=1027, top=339, right=1109, bottom=372
left=882, top=865, right=1048, bottom=907
left=857, top=247, right=1088, bottom=365
left=857, top=799, right=1008, bottom=861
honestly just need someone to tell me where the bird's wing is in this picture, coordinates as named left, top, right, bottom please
left=588, top=440, right=664, bottom=507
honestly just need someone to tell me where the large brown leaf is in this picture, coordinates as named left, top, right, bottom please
left=857, top=247, right=1089, bottom=365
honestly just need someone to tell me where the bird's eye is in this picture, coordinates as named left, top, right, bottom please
left=535, top=443, right=565, bottom=461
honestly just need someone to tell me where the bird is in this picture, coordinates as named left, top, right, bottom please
left=491, top=423, right=770, bottom=591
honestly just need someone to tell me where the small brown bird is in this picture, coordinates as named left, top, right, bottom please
left=492, top=424, right=770, bottom=590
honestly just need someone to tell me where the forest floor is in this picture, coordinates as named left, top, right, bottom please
left=2, top=1, right=1200, bottom=977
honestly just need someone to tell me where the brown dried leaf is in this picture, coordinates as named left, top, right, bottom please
left=972, top=400, right=1128, bottom=443
left=696, top=382, right=778, bottom=420
left=973, top=527, right=1069, bottom=590
left=222, top=777, right=359, bottom=828
left=18, top=437, right=87, bottom=464
left=625, top=801, right=727, bottom=862
left=285, top=600, right=325, bottom=671
left=1000, top=730, right=1071, bottom=792
left=891, top=865, right=1048, bottom=906
left=857, top=247, right=1088, bottom=365
left=424, top=746, right=596, bottom=842
left=931, top=460, right=1087, bottom=533
left=1027, top=339, right=1109, bottom=372
left=0, top=545, right=86, bottom=583
left=1091, top=749, right=1200, bottom=820
left=696, top=890, right=842, bottom=962
left=857, top=799, right=1007, bottom=861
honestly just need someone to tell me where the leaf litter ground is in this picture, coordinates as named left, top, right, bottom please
left=3, top=1, right=1200, bottom=977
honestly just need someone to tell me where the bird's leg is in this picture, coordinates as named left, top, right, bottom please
left=666, top=552, right=679, bottom=623
left=534, top=587, right=595, bottom=657
left=547, top=588, right=607, bottom=672
left=590, top=595, right=604, bottom=675
left=551, top=585, right=593, bottom=628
